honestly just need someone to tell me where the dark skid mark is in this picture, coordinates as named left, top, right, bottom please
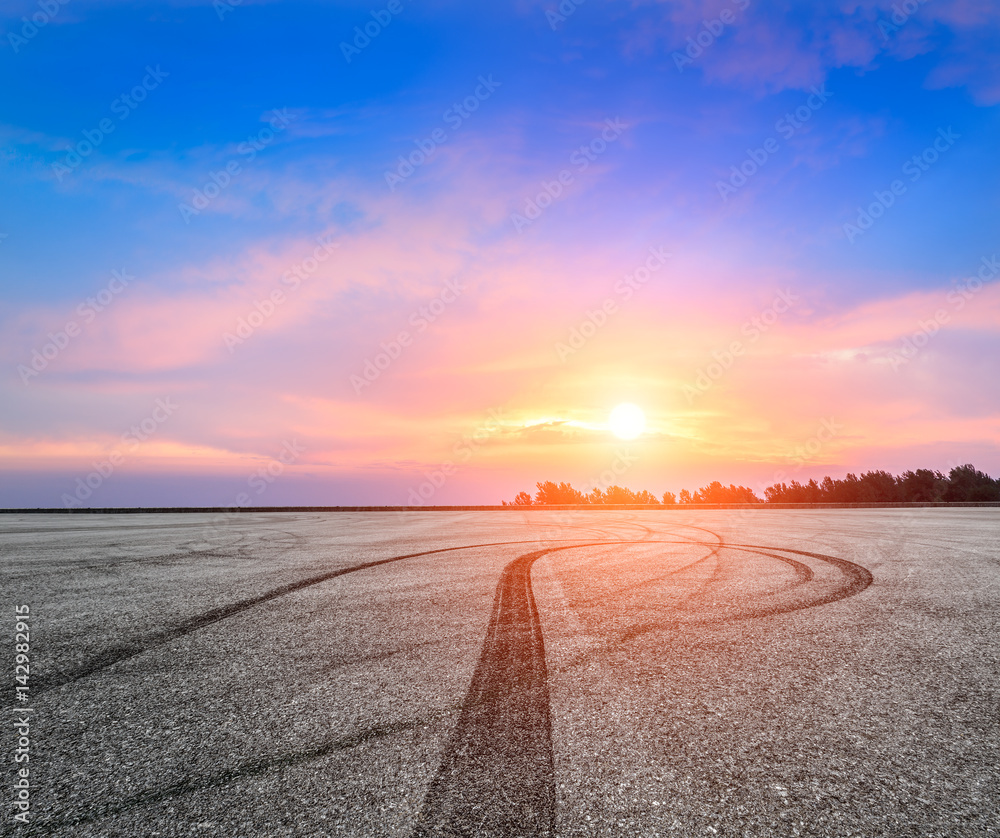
left=413, top=547, right=557, bottom=838
left=726, top=543, right=874, bottom=608
left=35, top=539, right=586, bottom=695
left=28, top=717, right=441, bottom=834
left=618, top=543, right=874, bottom=643
left=576, top=541, right=725, bottom=607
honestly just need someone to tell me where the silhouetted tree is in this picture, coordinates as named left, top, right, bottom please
left=585, top=486, right=660, bottom=504
left=504, top=464, right=998, bottom=505
left=898, top=469, right=946, bottom=502
left=766, top=479, right=821, bottom=502
left=693, top=481, right=724, bottom=502
left=694, top=481, right=761, bottom=503
left=764, top=482, right=790, bottom=502
left=602, top=485, right=633, bottom=504
left=803, top=478, right=823, bottom=502
left=534, top=481, right=586, bottom=504
left=857, top=470, right=900, bottom=502
left=832, top=473, right=863, bottom=503
left=944, top=464, right=1000, bottom=501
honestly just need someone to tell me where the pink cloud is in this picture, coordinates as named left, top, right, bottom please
left=3, top=130, right=999, bottom=482
left=622, top=0, right=1000, bottom=102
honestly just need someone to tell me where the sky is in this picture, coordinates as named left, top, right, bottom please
left=1, top=0, right=999, bottom=507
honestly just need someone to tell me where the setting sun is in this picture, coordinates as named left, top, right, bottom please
left=609, top=403, right=646, bottom=440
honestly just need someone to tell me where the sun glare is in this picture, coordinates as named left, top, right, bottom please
left=609, top=403, right=646, bottom=440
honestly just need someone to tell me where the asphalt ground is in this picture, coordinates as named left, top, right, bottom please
left=1, top=510, right=997, bottom=837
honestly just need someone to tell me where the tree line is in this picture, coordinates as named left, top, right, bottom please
left=502, top=464, right=1000, bottom=505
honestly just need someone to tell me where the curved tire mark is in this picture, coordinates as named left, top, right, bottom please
left=412, top=539, right=746, bottom=837
left=27, top=715, right=453, bottom=834
left=36, top=538, right=589, bottom=694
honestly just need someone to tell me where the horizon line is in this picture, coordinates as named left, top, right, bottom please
left=3, top=502, right=1000, bottom=514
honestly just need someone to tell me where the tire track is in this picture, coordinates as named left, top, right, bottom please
left=573, top=541, right=725, bottom=606
left=412, top=539, right=872, bottom=838
left=596, top=541, right=873, bottom=642
left=412, top=547, right=557, bottom=838
left=567, top=525, right=727, bottom=608
left=558, top=540, right=869, bottom=624
left=684, top=547, right=815, bottom=605
left=26, top=713, right=456, bottom=834
left=34, top=539, right=586, bottom=694
left=410, top=535, right=737, bottom=838
left=26, top=528, right=875, bottom=835
left=2, top=527, right=274, bottom=577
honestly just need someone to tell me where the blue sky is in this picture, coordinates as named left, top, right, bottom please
left=1, top=0, right=998, bottom=506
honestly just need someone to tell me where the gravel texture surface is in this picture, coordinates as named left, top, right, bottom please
left=1, top=510, right=997, bottom=837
